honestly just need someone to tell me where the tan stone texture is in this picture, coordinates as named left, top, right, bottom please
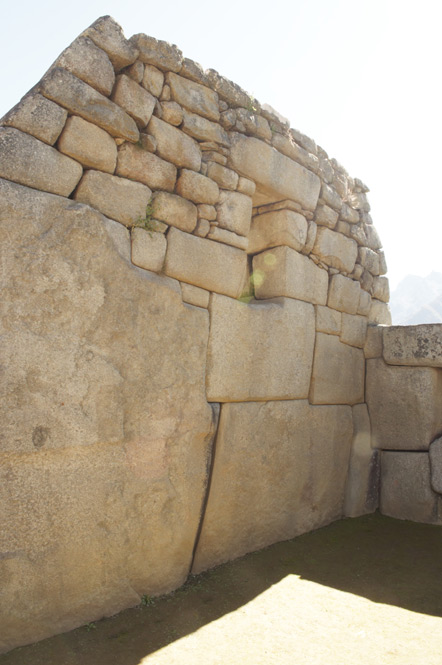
left=320, top=182, right=342, bottom=211
left=206, top=162, right=239, bottom=190
left=181, top=283, right=210, bottom=308
left=328, top=274, right=361, bottom=314
left=194, top=219, right=210, bottom=237
left=39, top=68, right=139, bottom=142
left=228, top=135, right=321, bottom=211
left=182, top=110, right=230, bottom=145
left=316, top=305, right=341, bottom=335
left=131, top=227, right=167, bottom=272
left=206, top=295, right=315, bottom=402
left=0, top=179, right=217, bottom=651
left=383, top=324, right=442, bottom=367
left=161, top=101, right=183, bottom=126
left=429, top=437, right=442, bottom=494
left=152, top=191, right=197, bottom=232
left=344, top=404, right=379, bottom=517
left=176, top=169, right=219, bottom=205
left=0, top=93, right=67, bottom=145
left=372, top=276, right=390, bottom=303
left=148, top=116, right=201, bottom=171
left=315, top=204, right=339, bottom=229
left=197, top=203, right=217, bottom=220
left=340, top=313, right=368, bottom=349
left=366, top=359, right=442, bottom=450
left=357, top=289, right=372, bottom=316
left=216, top=190, right=252, bottom=236
left=253, top=246, right=328, bottom=306
left=237, top=176, right=256, bottom=196
left=131, top=34, right=183, bottom=72
left=312, top=227, right=357, bottom=273
left=142, top=64, right=164, bottom=97
left=57, top=116, right=117, bottom=173
left=74, top=170, right=152, bottom=226
left=116, top=142, right=177, bottom=192
left=364, top=325, right=384, bottom=358
left=0, top=127, right=82, bottom=196
left=193, top=400, right=353, bottom=573
left=82, top=16, right=138, bottom=71
left=207, top=226, right=248, bottom=250
left=125, top=61, right=144, bottom=83
left=369, top=299, right=392, bottom=325
left=310, top=333, right=365, bottom=405
left=167, top=72, right=220, bottom=121
left=164, top=227, right=247, bottom=298
left=247, top=209, right=308, bottom=254
left=111, top=75, right=156, bottom=128
left=53, top=36, right=115, bottom=96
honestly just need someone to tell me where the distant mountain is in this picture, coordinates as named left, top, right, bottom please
left=389, top=272, right=442, bottom=325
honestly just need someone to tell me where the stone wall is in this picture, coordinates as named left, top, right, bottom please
left=0, top=15, right=439, bottom=655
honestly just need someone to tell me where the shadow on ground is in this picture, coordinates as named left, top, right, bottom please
left=2, top=513, right=441, bottom=665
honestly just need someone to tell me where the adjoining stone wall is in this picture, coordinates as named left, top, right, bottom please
left=1, top=14, right=438, bottom=655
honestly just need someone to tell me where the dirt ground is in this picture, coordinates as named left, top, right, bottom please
left=2, top=513, right=441, bottom=665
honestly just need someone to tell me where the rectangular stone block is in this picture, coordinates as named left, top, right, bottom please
left=316, top=305, right=341, bottom=335
left=131, top=227, right=166, bottom=272
left=53, top=35, right=116, bottom=96
left=206, top=162, right=238, bottom=190
left=167, top=72, right=220, bottom=121
left=206, top=294, right=315, bottom=402
left=181, top=283, right=210, bottom=308
left=182, top=110, right=230, bottom=145
left=148, top=116, right=201, bottom=171
left=142, top=64, right=164, bottom=97
left=192, top=400, right=353, bottom=573
left=111, top=74, right=156, bottom=128
left=57, top=115, right=117, bottom=173
left=152, top=191, right=197, bottom=233
left=383, top=324, right=442, bottom=368
left=340, top=313, right=368, bottom=348
left=0, top=93, right=67, bottom=145
left=366, top=359, right=442, bottom=451
left=312, top=227, right=358, bottom=273
left=216, top=190, right=252, bottom=236
left=175, top=169, right=219, bottom=205
left=116, top=143, right=177, bottom=192
left=315, top=204, right=339, bottom=229
left=248, top=209, right=308, bottom=254
left=328, top=274, right=361, bottom=314
left=207, top=226, right=248, bottom=250
left=310, top=332, right=365, bottom=405
left=164, top=227, right=247, bottom=298
left=253, top=246, right=328, bottom=306
left=0, top=127, right=82, bottom=196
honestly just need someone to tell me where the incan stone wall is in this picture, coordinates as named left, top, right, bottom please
left=0, top=15, right=440, bottom=655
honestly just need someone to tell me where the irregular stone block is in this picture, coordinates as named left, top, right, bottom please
left=194, top=219, right=210, bottom=237
left=0, top=127, right=82, bottom=196
left=75, top=170, right=152, bottom=226
left=315, top=204, right=339, bottom=229
left=328, top=274, right=361, bottom=314
left=247, top=209, right=308, bottom=254
left=366, top=359, right=442, bottom=450
left=161, top=101, right=183, bottom=126
left=316, top=305, right=341, bottom=335
left=148, top=116, right=201, bottom=171
left=182, top=110, right=230, bottom=145
left=131, top=34, right=183, bottom=72
left=310, top=332, right=365, bottom=405
left=164, top=227, right=247, bottom=298
left=152, top=191, right=197, bottom=233
left=359, top=246, right=380, bottom=275
left=197, top=203, right=216, bottom=220
left=125, top=61, right=144, bottom=83
left=116, top=142, right=177, bottom=192
left=205, top=69, right=251, bottom=108
left=111, top=75, right=156, bottom=128
left=192, top=400, right=353, bottom=572
left=320, top=182, right=342, bottom=211
left=372, top=276, right=389, bottom=303
left=358, top=289, right=372, bottom=316
left=206, top=295, right=315, bottom=402
left=380, top=452, right=442, bottom=524
left=369, top=299, right=392, bottom=325
left=82, top=15, right=138, bottom=70
left=167, top=72, right=220, bottom=121
left=142, top=64, right=164, bottom=97
left=312, top=227, right=357, bottom=273
left=364, top=325, right=383, bottom=358
left=131, top=227, right=166, bottom=272
left=344, top=404, right=379, bottom=517
left=383, top=324, right=442, bottom=368
left=216, top=190, right=252, bottom=236
left=253, top=246, right=328, bottom=306
left=57, top=115, right=117, bottom=173
left=181, top=283, right=210, bottom=308
left=237, top=176, right=255, bottom=196
left=228, top=135, right=321, bottom=211
left=206, top=162, right=238, bottom=190
left=340, top=313, right=368, bottom=348
left=53, top=35, right=115, bottom=96
left=176, top=169, right=219, bottom=205
left=39, top=68, right=139, bottom=142
left=207, top=226, right=248, bottom=250
left=0, top=93, right=67, bottom=145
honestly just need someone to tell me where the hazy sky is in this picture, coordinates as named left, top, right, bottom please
left=1, top=0, right=441, bottom=289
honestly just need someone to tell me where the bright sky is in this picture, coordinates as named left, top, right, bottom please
left=1, top=0, right=441, bottom=289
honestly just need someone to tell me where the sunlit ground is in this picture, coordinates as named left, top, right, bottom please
left=2, top=514, right=441, bottom=665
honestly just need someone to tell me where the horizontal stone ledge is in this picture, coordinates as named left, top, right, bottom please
left=383, top=324, right=442, bottom=368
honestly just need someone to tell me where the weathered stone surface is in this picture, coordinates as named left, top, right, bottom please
left=39, top=68, right=139, bottom=142
left=340, top=203, right=359, bottom=224
left=205, top=69, right=251, bottom=108
left=142, top=64, right=164, bottom=97
left=236, top=109, right=272, bottom=141
left=207, top=225, right=248, bottom=250
left=372, top=276, right=389, bottom=303
left=366, top=359, right=442, bottom=450
left=229, top=135, right=321, bottom=211
left=315, top=204, right=339, bottom=229
left=206, top=295, right=315, bottom=402
left=0, top=127, right=82, bottom=196
left=359, top=246, right=380, bottom=275
left=310, top=333, right=365, bottom=405
left=0, top=94, right=67, bottom=145
left=216, top=190, right=252, bottom=236
left=197, top=203, right=217, bottom=220
left=193, top=400, right=353, bottom=572
left=193, top=218, right=210, bottom=237
left=53, top=36, right=115, bottom=96
left=357, top=289, right=372, bottom=316
left=247, top=209, right=308, bottom=254
left=344, top=404, right=379, bottom=517
left=302, top=220, right=317, bottom=255
left=181, top=283, right=210, bottom=308
left=271, top=132, right=319, bottom=172
left=328, top=274, right=361, bottom=314
left=0, top=179, right=217, bottom=651
left=148, top=116, right=201, bottom=171
left=131, top=227, right=166, bottom=272
left=383, top=324, right=442, bottom=368
left=254, top=246, right=328, bottom=305
left=125, top=61, right=144, bottom=83
left=57, top=116, right=117, bottom=173
left=429, top=437, right=442, bottom=494
left=206, top=162, right=238, bottom=190
left=369, top=299, right=392, bottom=325
left=111, top=75, right=156, bottom=128
left=179, top=57, right=208, bottom=85
left=340, top=313, right=368, bottom=348
left=182, top=110, right=230, bottom=145
left=152, top=191, right=197, bottom=232
left=82, top=16, right=138, bottom=71
left=312, top=227, right=357, bottom=273
left=380, top=452, right=442, bottom=524
left=75, top=170, right=152, bottom=226
left=316, top=305, right=341, bottom=335
left=116, top=143, right=177, bottom=192
left=130, top=34, right=183, bottom=72
left=164, top=227, right=247, bottom=298
left=176, top=169, right=219, bottom=205
left=167, top=72, right=219, bottom=121
left=320, top=183, right=342, bottom=211
left=160, top=101, right=183, bottom=126
left=364, top=325, right=384, bottom=358
left=237, top=176, right=256, bottom=196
